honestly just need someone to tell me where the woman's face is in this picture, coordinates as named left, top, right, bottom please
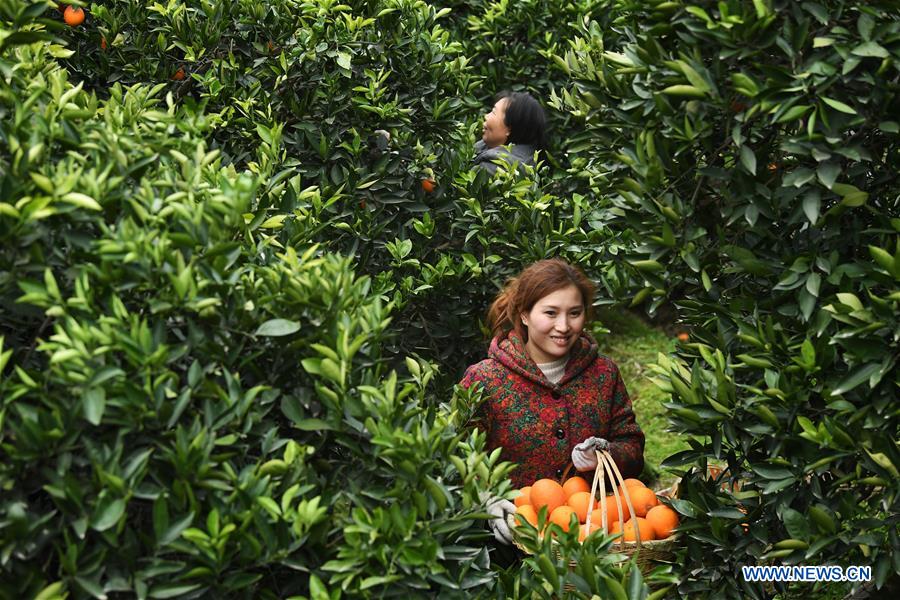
left=482, top=98, right=511, bottom=148
left=521, top=285, right=585, bottom=364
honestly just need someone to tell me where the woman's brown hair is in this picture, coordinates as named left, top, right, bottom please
left=486, top=258, right=596, bottom=341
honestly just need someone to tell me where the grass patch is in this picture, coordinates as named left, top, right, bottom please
left=592, top=307, right=695, bottom=490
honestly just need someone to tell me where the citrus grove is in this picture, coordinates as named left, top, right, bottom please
left=1, top=1, right=898, bottom=599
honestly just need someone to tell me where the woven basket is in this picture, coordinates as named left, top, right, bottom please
left=510, top=449, right=680, bottom=576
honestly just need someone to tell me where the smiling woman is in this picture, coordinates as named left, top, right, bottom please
left=458, top=258, right=645, bottom=545
left=472, top=90, right=547, bottom=175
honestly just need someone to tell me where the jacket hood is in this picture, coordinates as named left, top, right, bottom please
left=488, top=329, right=598, bottom=389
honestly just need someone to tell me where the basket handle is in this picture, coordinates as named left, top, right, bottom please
left=585, top=450, right=644, bottom=546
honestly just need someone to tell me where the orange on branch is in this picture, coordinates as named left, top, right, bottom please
left=172, top=68, right=186, bottom=81
left=421, top=178, right=436, bottom=193
left=63, top=5, right=84, bottom=26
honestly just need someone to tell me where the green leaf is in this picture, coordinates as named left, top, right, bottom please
left=802, top=192, right=820, bottom=223
left=83, top=388, right=106, bottom=426
left=159, top=511, right=194, bottom=545
left=255, top=319, right=301, bottom=337
left=831, top=363, right=881, bottom=396
left=336, top=52, right=352, bottom=70
left=851, top=41, right=888, bottom=58
left=61, top=192, right=102, bottom=211
left=800, top=339, right=816, bottom=366
left=869, top=245, right=895, bottom=274
left=864, top=449, right=899, bottom=479
left=739, top=145, right=756, bottom=175
left=91, top=497, right=126, bottom=532
left=148, top=584, right=203, bottom=599
left=661, top=84, right=708, bottom=98
left=752, top=465, right=794, bottom=480
left=256, top=496, right=281, bottom=518
left=805, top=273, right=821, bottom=297
left=782, top=507, right=811, bottom=540
left=291, top=418, right=336, bottom=431
left=836, top=292, right=863, bottom=310
left=629, top=259, right=664, bottom=272
left=776, top=105, right=812, bottom=123
left=816, top=162, right=839, bottom=189
left=667, top=498, right=701, bottom=517
left=821, top=97, right=857, bottom=115
left=74, top=576, right=105, bottom=598
left=731, top=72, right=759, bottom=96
left=840, top=191, right=868, bottom=207
left=34, top=582, right=66, bottom=600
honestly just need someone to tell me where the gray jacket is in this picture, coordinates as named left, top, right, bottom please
left=472, top=139, right=537, bottom=175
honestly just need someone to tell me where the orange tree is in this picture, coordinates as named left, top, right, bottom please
left=550, top=0, right=899, bottom=597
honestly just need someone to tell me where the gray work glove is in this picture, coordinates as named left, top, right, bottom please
left=571, top=436, right=610, bottom=471
left=479, top=491, right=516, bottom=545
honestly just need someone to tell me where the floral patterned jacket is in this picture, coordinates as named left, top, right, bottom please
left=459, top=329, right=645, bottom=488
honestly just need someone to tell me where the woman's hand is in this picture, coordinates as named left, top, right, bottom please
left=571, top=436, right=610, bottom=471
left=480, top=492, right=516, bottom=544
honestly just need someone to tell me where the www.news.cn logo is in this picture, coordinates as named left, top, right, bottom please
left=742, top=565, right=872, bottom=582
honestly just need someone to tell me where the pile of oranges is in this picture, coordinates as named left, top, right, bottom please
left=512, top=476, right=680, bottom=543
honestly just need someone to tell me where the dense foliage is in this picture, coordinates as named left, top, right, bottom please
left=550, top=0, right=900, bottom=597
left=1, top=0, right=897, bottom=598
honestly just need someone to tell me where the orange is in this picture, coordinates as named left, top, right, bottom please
left=578, top=520, right=602, bottom=541
left=514, top=486, right=532, bottom=508
left=677, top=332, right=689, bottom=342
left=646, top=505, right=679, bottom=539
left=172, top=68, right=186, bottom=81
left=549, top=505, right=577, bottom=532
left=421, top=178, right=436, bottom=193
left=608, top=520, right=624, bottom=541
left=600, top=495, right=630, bottom=523
left=628, top=486, right=659, bottom=517
left=622, top=517, right=655, bottom=542
left=566, top=491, right=596, bottom=523
left=621, top=478, right=645, bottom=489
left=64, top=6, right=85, bottom=26
left=562, top=476, right=590, bottom=498
left=513, top=504, right=538, bottom=528
left=100, top=36, right=107, bottom=50
left=739, top=506, right=749, bottom=534
left=530, top=479, right=566, bottom=515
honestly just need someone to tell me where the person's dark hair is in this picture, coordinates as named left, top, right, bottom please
left=486, top=258, right=596, bottom=342
left=496, top=90, right=547, bottom=151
